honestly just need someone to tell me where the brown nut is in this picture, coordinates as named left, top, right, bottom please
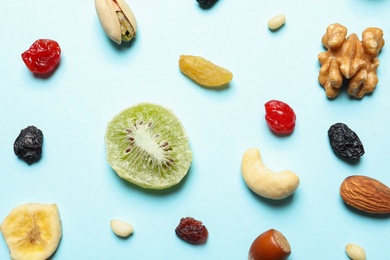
left=318, top=23, right=384, bottom=98
left=340, top=175, right=390, bottom=214
left=249, top=229, right=291, bottom=260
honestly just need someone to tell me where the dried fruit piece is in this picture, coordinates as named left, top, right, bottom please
left=196, top=0, right=217, bottom=6
left=340, top=175, right=390, bottom=214
left=175, top=217, right=208, bottom=244
left=328, top=123, right=364, bottom=160
left=264, top=100, right=296, bottom=135
left=105, top=103, right=192, bottom=189
left=179, top=55, right=233, bottom=87
left=0, top=203, right=62, bottom=260
left=13, top=125, right=43, bottom=164
left=249, top=229, right=291, bottom=260
left=21, top=39, right=61, bottom=74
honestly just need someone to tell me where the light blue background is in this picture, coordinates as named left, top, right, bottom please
left=1, top=0, right=389, bottom=259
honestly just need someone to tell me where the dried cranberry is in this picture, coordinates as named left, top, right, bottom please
left=264, top=100, right=296, bottom=135
left=175, top=217, right=208, bottom=244
left=21, top=39, right=61, bottom=74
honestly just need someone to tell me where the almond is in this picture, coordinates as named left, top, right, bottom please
left=340, top=175, right=390, bottom=214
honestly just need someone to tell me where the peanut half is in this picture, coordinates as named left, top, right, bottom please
left=268, top=14, right=286, bottom=30
left=110, top=219, right=134, bottom=237
left=345, top=243, right=366, bottom=260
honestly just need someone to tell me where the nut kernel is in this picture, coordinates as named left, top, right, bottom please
left=95, top=0, right=137, bottom=44
left=110, top=219, right=134, bottom=237
left=268, top=14, right=286, bottom=30
left=345, top=243, right=366, bottom=260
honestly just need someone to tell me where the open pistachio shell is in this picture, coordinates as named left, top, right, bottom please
left=95, top=0, right=137, bottom=44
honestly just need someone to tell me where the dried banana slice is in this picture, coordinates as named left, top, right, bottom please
left=0, top=203, right=62, bottom=260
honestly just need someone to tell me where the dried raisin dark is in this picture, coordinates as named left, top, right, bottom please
left=175, top=217, right=208, bottom=244
left=13, top=126, right=43, bottom=164
left=328, top=123, right=364, bottom=160
left=196, top=0, right=217, bottom=6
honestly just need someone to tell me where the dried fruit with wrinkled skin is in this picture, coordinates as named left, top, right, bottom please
left=175, top=217, right=208, bottom=244
left=328, top=123, right=364, bottom=160
left=14, top=125, right=43, bottom=164
left=340, top=175, right=390, bottom=214
left=21, top=39, right=61, bottom=74
left=179, top=55, right=233, bottom=87
left=264, top=100, right=296, bottom=135
left=196, top=0, right=217, bottom=6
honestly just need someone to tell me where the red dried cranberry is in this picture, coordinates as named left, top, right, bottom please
left=264, top=100, right=296, bottom=135
left=21, top=39, right=61, bottom=74
left=175, top=217, right=208, bottom=244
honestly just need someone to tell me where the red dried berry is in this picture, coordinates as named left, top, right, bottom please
left=264, top=100, right=296, bottom=135
left=175, top=217, right=208, bottom=244
left=21, top=39, right=61, bottom=74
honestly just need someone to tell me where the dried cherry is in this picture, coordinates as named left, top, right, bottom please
left=175, top=217, right=208, bottom=244
left=264, top=100, right=296, bottom=135
left=13, top=126, right=43, bottom=164
left=328, top=123, right=364, bottom=160
left=21, top=39, right=61, bottom=74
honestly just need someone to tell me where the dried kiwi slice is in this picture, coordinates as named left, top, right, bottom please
left=105, top=103, right=192, bottom=189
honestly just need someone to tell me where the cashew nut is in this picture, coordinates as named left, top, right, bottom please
left=241, top=148, right=300, bottom=200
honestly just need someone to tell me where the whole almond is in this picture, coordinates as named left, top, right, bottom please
left=340, top=175, right=390, bottom=214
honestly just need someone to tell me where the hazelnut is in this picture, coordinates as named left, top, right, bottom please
left=248, top=229, right=291, bottom=260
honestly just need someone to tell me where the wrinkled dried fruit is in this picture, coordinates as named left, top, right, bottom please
left=14, top=126, right=43, bottom=164
left=196, top=0, right=217, bottom=5
left=264, top=100, right=296, bottom=135
left=179, top=55, right=233, bottom=87
left=21, top=39, right=61, bottom=74
left=328, top=123, right=364, bottom=160
left=175, top=217, right=208, bottom=244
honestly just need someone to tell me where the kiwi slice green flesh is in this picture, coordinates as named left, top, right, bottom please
left=105, top=103, right=192, bottom=189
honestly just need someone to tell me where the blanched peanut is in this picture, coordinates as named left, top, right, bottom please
left=268, top=14, right=286, bottom=30
left=110, top=219, right=134, bottom=237
left=345, top=243, right=366, bottom=260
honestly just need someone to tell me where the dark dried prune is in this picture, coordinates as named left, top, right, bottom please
left=196, top=0, right=217, bottom=6
left=175, top=217, right=208, bottom=244
left=14, top=126, right=43, bottom=164
left=328, top=123, right=364, bottom=160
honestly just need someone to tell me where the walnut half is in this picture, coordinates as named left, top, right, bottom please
left=318, top=23, right=384, bottom=98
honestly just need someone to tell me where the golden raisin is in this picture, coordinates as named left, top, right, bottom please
left=179, top=55, right=233, bottom=87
